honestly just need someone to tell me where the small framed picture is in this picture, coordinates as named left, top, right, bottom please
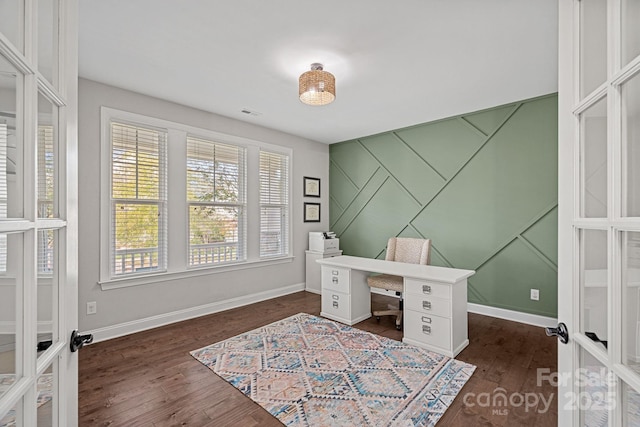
left=304, top=202, right=321, bottom=222
left=303, top=176, right=321, bottom=197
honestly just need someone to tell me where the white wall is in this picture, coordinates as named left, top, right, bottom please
left=78, top=78, right=329, bottom=336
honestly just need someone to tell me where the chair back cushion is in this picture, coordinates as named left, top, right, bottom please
left=385, top=237, right=431, bottom=265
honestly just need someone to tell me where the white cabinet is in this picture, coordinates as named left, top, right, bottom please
left=319, top=266, right=371, bottom=325
left=305, top=250, right=342, bottom=294
left=402, top=277, right=469, bottom=358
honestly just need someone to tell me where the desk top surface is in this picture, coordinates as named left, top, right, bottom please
left=316, top=255, right=475, bottom=284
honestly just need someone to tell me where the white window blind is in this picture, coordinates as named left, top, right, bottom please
left=37, top=125, right=55, bottom=275
left=0, top=124, right=6, bottom=272
left=259, top=150, right=289, bottom=257
left=37, top=125, right=54, bottom=218
left=187, top=136, right=246, bottom=266
left=111, top=121, right=167, bottom=276
left=38, top=229, right=54, bottom=275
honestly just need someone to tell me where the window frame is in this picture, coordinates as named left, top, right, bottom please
left=99, top=107, right=293, bottom=289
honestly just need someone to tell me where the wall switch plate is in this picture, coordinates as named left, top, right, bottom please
left=530, top=289, right=539, bottom=301
left=86, top=301, right=97, bottom=315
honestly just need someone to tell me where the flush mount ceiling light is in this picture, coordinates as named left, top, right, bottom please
left=299, top=63, right=335, bottom=106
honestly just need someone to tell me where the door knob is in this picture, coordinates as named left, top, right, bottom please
left=545, top=322, right=569, bottom=344
left=70, top=330, right=94, bottom=352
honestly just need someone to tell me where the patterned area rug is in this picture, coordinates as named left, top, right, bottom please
left=0, top=374, right=53, bottom=427
left=191, top=313, right=475, bottom=426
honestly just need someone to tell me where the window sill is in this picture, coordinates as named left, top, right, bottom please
left=98, top=256, right=295, bottom=290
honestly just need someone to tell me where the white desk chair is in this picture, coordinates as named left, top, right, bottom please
left=367, top=237, right=431, bottom=330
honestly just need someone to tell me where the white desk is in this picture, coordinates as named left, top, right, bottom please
left=317, top=255, right=475, bottom=357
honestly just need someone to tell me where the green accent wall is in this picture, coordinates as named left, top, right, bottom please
left=329, top=94, right=558, bottom=318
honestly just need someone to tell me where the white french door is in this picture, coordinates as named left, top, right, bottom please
left=0, top=1, right=78, bottom=426
left=558, top=0, right=640, bottom=425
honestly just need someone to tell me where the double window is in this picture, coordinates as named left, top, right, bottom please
left=101, top=108, right=292, bottom=284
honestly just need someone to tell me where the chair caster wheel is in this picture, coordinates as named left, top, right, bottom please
left=396, top=325, right=402, bottom=330
left=376, top=316, right=381, bottom=321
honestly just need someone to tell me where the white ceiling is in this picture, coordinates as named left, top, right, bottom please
left=78, top=0, right=558, bottom=144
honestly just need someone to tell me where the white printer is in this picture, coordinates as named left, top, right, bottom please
left=308, top=232, right=340, bottom=253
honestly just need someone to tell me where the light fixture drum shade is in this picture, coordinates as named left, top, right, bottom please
left=299, top=63, right=335, bottom=106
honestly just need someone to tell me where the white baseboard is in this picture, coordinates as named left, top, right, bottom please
left=468, top=303, right=557, bottom=328
left=304, top=288, right=321, bottom=295
left=0, top=321, right=53, bottom=334
left=84, top=282, right=305, bottom=343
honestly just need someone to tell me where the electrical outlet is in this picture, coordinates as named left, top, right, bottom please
left=530, top=289, right=539, bottom=301
left=86, top=301, right=97, bottom=315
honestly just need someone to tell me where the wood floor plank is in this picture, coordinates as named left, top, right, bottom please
left=79, top=291, right=557, bottom=426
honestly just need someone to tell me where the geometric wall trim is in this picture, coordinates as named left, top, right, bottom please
left=330, top=94, right=558, bottom=317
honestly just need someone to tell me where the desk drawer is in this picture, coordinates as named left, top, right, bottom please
left=321, top=290, right=350, bottom=320
left=405, top=278, right=450, bottom=300
left=404, top=311, right=451, bottom=350
left=404, top=295, right=451, bottom=318
left=322, top=266, right=350, bottom=292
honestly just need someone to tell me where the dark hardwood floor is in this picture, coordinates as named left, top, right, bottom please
left=79, top=291, right=557, bottom=426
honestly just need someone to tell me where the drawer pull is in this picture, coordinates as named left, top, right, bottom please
left=422, top=300, right=432, bottom=310
left=422, top=285, right=432, bottom=294
left=332, top=294, right=339, bottom=300
left=332, top=301, right=339, bottom=308
left=332, top=270, right=339, bottom=276
left=422, top=325, right=432, bottom=334
left=332, top=277, right=339, bottom=284
left=421, top=316, right=432, bottom=324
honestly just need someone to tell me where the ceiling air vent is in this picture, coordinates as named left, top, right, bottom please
left=240, top=109, right=262, bottom=117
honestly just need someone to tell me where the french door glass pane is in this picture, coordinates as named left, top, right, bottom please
left=580, top=0, right=607, bottom=98
left=0, top=55, right=24, bottom=219
left=579, top=229, right=608, bottom=346
left=622, top=380, right=640, bottom=426
left=36, top=230, right=55, bottom=359
left=0, top=232, right=23, bottom=400
left=37, top=93, right=56, bottom=219
left=622, top=73, right=640, bottom=217
left=622, top=0, right=640, bottom=67
left=578, top=348, right=610, bottom=427
left=37, top=0, right=56, bottom=84
left=0, top=401, right=20, bottom=426
left=623, top=231, right=640, bottom=370
left=36, top=363, right=54, bottom=426
left=0, top=1, right=23, bottom=54
left=580, top=97, right=608, bottom=218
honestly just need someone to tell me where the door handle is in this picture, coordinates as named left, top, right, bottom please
left=585, top=331, right=608, bottom=349
left=545, top=322, right=569, bottom=344
left=37, top=340, right=53, bottom=352
left=70, top=330, right=94, bottom=352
